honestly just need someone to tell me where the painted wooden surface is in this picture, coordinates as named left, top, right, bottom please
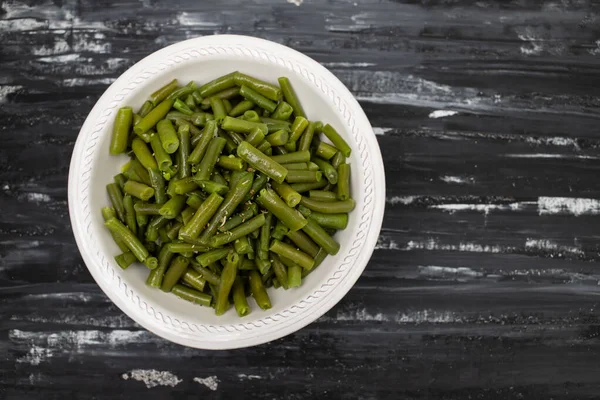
left=2, top=0, right=600, bottom=398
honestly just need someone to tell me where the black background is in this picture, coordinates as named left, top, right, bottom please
left=2, top=0, right=600, bottom=399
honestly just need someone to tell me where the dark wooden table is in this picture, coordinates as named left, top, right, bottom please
left=2, top=0, right=600, bottom=398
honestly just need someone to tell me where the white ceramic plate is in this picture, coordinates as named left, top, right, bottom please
left=68, top=35, right=385, bottom=349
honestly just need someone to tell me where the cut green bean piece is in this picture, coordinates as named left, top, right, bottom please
left=309, top=211, right=348, bottom=230
left=124, top=180, right=154, bottom=201
left=301, top=218, right=340, bottom=255
left=128, top=159, right=152, bottom=186
left=146, top=246, right=173, bottom=287
left=166, top=242, right=210, bottom=254
left=260, top=117, right=291, bottom=133
left=270, top=150, right=310, bottom=164
left=215, top=252, right=239, bottom=315
left=106, top=183, right=126, bottom=222
left=289, top=179, right=328, bottom=193
left=256, top=258, right=271, bottom=275
left=256, top=140, right=272, bottom=155
left=198, top=72, right=237, bottom=98
left=114, top=173, right=127, bottom=191
left=271, top=101, right=293, bottom=121
left=272, top=219, right=289, bottom=240
left=166, top=221, right=183, bottom=240
left=309, top=190, right=338, bottom=202
left=173, top=98, right=194, bottom=115
left=285, top=170, right=322, bottom=184
left=270, top=254, right=289, bottom=289
left=150, top=79, right=178, bottom=106
left=246, top=126, right=265, bottom=146
left=138, top=101, right=153, bottom=117
left=159, top=195, right=186, bottom=219
left=221, top=116, right=268, bottom=135
left=322, top=124, right=351, bottom=157
left=239, top=85, right=277, bottom=113
left=209, top=96, right=227, bottom=122
left=331, top=151, right=346, bottom=169
left=316, top=141, right=338, bottom=160
left=134, top=98, right=175, bottom=135
left=210, top=214, right=266, bottom=247
left=146, top=215, right=168, bottom=242
left=131, top=138, right=158, bottom=170
left=172, top=177, right=198, bottom=195
left=149, top=134, right=173, bottom=172
left=172, top=284, right=212, bottom=307
left=144, top=257, right=158, bottom=269
left=102, top=207, right=130, bottom=252
left=156, top=119, right=179, bottom=154
left=265, top=129, right=289, bottom=147
left=312, top=157, right=338, bottom=184
left=278, top=77, right=306, bottom=118
left=281, top=162, right=307, bottom=170
left=237, top=141, right=287, bottom=184
left=104, top=217, right=149, bottom=263
left=179, top=192, right=224, bottom=241
left=300, top=197, right=355, bottom=213
left=270, top=239, right=314, bottom=270
left=286, top=229, right=320, bottom=257
left=192, top=90, right=203, bottom=104
left=161, top=256, right=190, bottom=292
left=271, top=181, right=301, bottom=208
left=288, top=263, right=302, bottom=288
left=115, top=251, right=137, bottom=270
left=243, top=172, right=268, bottom=202
left=189, top=120, right=218, bottom=164
left=298, top=121, right=317, bottom=152
left=234, top=236, right=252, bottom=255
left=196, top=248, right=231, bottom=267
left=166, top=86, right=195, bottom=102
left=178, top=125, right=191, bottom=178
left=194, top=179, right=229, bottom=196
left=232, top=277, right=250, bottom=316
left=190, top=260, right=221, bottom=286
left=123, top=194, right=137, bottom=235
left=336, top=163, right=351, bottom=200
left=217, top=155, right=245, bottom=171
left=218, top=130, right=237, bottom=153
left=110, top=107, right=133, bottom=154
left=219, top=204, right=258, bottom=232
left=249, top=270, right=272, bottom=310
left=256, top=188, right=307, bottom=232
left=200, top=86, right=240, bottom=106
left=146, top=168, right=166, bottom=205
left=234, top=72, right=282, bottom=101
left=289, top=116, right=308, bottom=142
left=182, top=268, right=206, bottom=292
left=229, top=99, right=255, bottom=117
left=194, top=137, right=227, bottom=181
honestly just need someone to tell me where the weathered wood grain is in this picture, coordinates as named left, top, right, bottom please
left=2, top=0, right=600, bottom=398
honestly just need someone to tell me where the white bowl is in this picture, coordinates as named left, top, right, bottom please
left=68, top=35, right=385, bottom=349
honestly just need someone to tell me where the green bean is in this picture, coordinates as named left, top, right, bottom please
left=239, top=85, right=277, bottom=113
left=284, top=140, right=297, bottom=153
left=309, top=190, right=337, bottom=202
left=156, top=119, right=179, bottom=154
left=331, top=151, right=346, bottom=170
left=200, top=87, right=240, bottom=106
left=311, top=158, right=336, bottom=185
left=228, top=170, right=246, bottom=189
left=322, top=124, right=351, bottom=157
left=190, top=260, right=221, bottom=286
left=243, top=172, right=268, bottom=202
left=197, top=172, right=253, bottom=244
left=198, top=72, right=237, bottom=98
left=260, top=117, right=291, bottom=133
left=289, top=116, right=308, bottom=142
left=240, top=258, right=256, bottom=270
left=302, top=219, right=339, bottom=255
left=271, top=181, right=301, bottom=208
left=234, top=72, right=282, bottom=101
left=123, top=195, right=137, bottom=235
left=307, top=211, right=348, bottom=230
left=249, top=270, right=272, bottom=310
left=255, top=258, right=270, bottom=275
left=209, top=96, right=227, bottom=122
left=256, top=140, right=272, bottom=155
left=256, top=188, right=307, bottom=232
left=146, top=245, right=174, bottom=287
left=270, top=150, right=310, bottom=164
left=234, top=236, right=252, bottom=255
left=159, top=195, right=186, bottom=219
left=223, top=99, right=233, bottom=114
left=265, top=130, right=289, bottom=147
left=194, top=180, right=229, bottom=196
left=138, top=101, right=153, bottom=117
left=221, top=116, right=268, bottom=135
left=173, top=98, right=194, bottom=115
left=272, top=219, right=289, bottom=240
left=180, top=206, right=196, bottom=225
left=300, top=197, right=355, bottom=213
left=166, top=86, right=195, bottom=102
left=285, top=170, right=322, bottom=183
left=217, top=155, right=246, bottom=171
left=194, top=137, right=227, bottom=181
left=232, top=277, right=250, bottom=316
left=134, top=98, right=174, bottom=135
left=161, top=255, right=190, bottom=292
left=270, top=254, right=289, bottom=289
left=288, top=263, right=302, bottom=288
left=106, top=183, right=126, bottom=222
left=147, top=168, right=167, bottom=205
left=115, top=251, right=137, bottom=270
left=215, top=252, right=239, bottom=315
left=110, top=107, right=133, bottom=154
left=114, top=173, right=127, bottom=191
left=189, top=120, right=218, bottom=164
left=259, top=212, right=272, bottom=251
left=171, top=177, right=198, bottom=195
left=166, top=242, right=210, bottom=254
left=131, top=138, right=158, bottom=170
left=185, top=94, right=196, bottom=110
left=278, top=77, right=306, bottom=118
left=150, top=79, right=178, bottom=106
left=218, top=204, right=258, bottom=232
left=102, top=207, right=130, bottom=252
left=286, top=229, right=320, bottom=257
left=166, top=221, right=183, bottom=240
left=178, top=125, right=191, bottom=178
left=307, top=162, right=319, bottom=171
left=281, top=162, right=307, bottom=170
left=336, top=163, right=351, bottom=200
left=298, top=121, right=317, bottom=152
left=246, top=127, right=265, bottom=147
left=149, top=134, right=173, bottom=172
left=227, top=131, right=245, bottom=146
left=196, top=248, right=231, bottom=267
left=269, top=239, right=314, bottom=270
left=270, top=101, right=293, bottom=121
left=124, top=180, right=154, bottom=201
left=316, top=141, right=338, bottom=160
left=210, top=214, right=266, bottom=247
left=144, top=256, right=158, bottom=269
left=192, top=90, right=203, bottom=104
left=172, top=284, right=212, bottom=307
left=145, top=215, right=168, bottom=242
left=229, top=99, right=254, bottom=117
left=289, top=179, right=328, bottom=193
left=158, top=226, right=171, bottom=244
left=237, top=141, right=287, bottom=184
left=185, top=192, right=206, bottom=209
left=127, top=159, right=153, bottom=186
left=178, top=192, right=224, bottom=242
left=211, top=171, right=228, bottom=186
left=241, top=110, right=259, bottom=123
left=104, top=217, right=150, bottom=263
left=218, top=130, right=237, bottom=153
left=182, top=268, right=206, bottom=292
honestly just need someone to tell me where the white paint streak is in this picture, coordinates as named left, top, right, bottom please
left=31, top=40, right=70, bottom=56
left=337, top=309, right=387, bottom=321
left=286, top=0, right=303, bottom=6
left=238, top=374, right=263, bottom=380
left=525, top=239, right=583, bottom=255
left=63, top=77, right=116, bottom=87
left=37, top=54, right=81, bottom=63
left=428, top=110, right=458, bottom=119
left=406, top=239, right=508, bottom=253
left=25, top=192, right=52, bottom=203
left=122, top=370, right=182, bottom=389
left=372, top=127, right=392, bottom=136
left=16, top=345, right=53, bottom=365
left=375, top=236, right=400, bottom=250
left=504, top=153, right=599, bottom=160
left=323, top=308, right=462, bottom=323
left=440, top=175, right=473, bottom=184
left=538, top=197, right=600, bottom=216
left=25, top=292, right=99, bottom=302
left=176, top=12, right=221, bottom=27
left=322, top=62, right=376, bottom=68
left=418, top=265, right=484, bottom=280
left=525, top=136, right=579, bottom=148
left=432, top=202, right=529, bottom=215
left=590, top=39, right=600, bottom=56
left=386, top=196, right=415, bottom=205
left=0, top=85, right=23, bottom=102
left=194, top=376, right=220, bottom=391
left=0, top=18, right=46, bottom=31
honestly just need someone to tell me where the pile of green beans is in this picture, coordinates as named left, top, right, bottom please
left=104, top=72, right=355, bottom=317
